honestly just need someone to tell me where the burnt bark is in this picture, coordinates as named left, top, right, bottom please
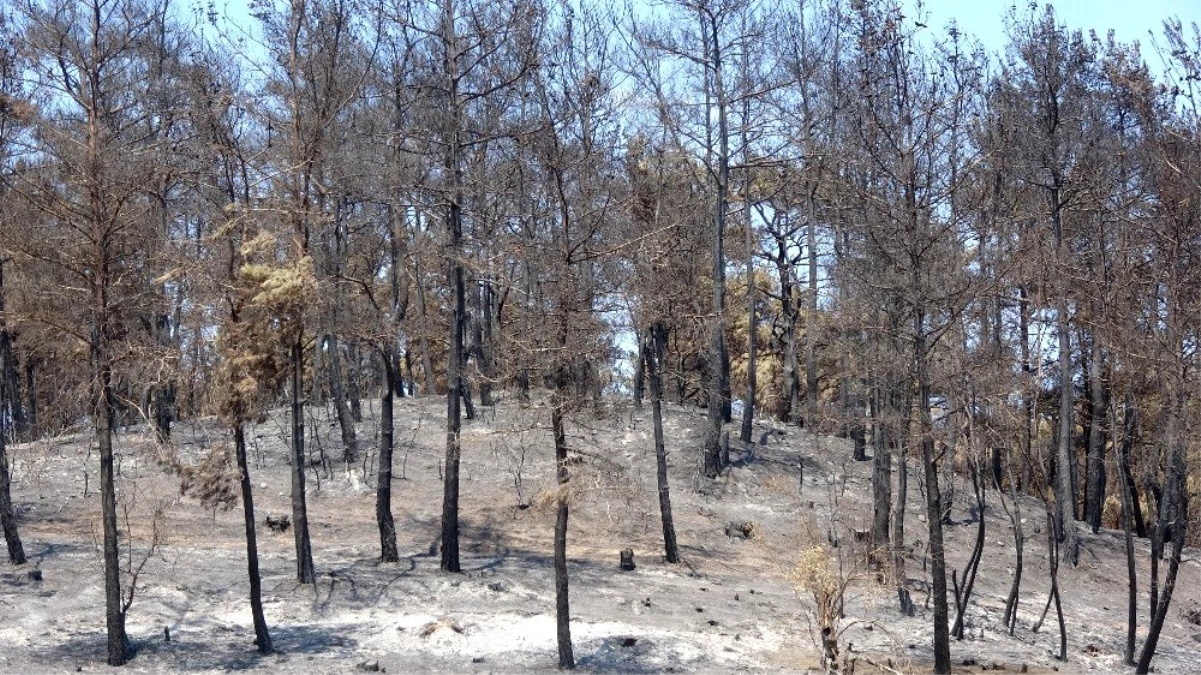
left=23, top=359, right=36, bottom=439
left=952, top=460, right=986, bottom=639
left=632, top=331, right=645, bottom=408
left=0, top=420, right=23, bottom=565
left=893, top=433, right=913, bottom=616
left=916, top=327, right=950, bottom=673
left=0, top=262, right=26, bottom=439
left=97, top=335, right=127, bottom=665
left=439, top=0, right=467, bottom=572
left=0, top=262, right=26, bottom=565
left=552, top=398, right=574, bottom=669
left=869, top=377, right=891, bottom=551
left=415, top=256, right=437, bottom=396
left=1084, top=334, right=1105, bottom=532
left=999, top=449, right=1024, bottom=636
left=290, top=340, right=315, bottom=584
left=646, top=325, right=679, bottom=563
left=327, top=335, right=359, bottom=463
left=377, top=353, right=399, bottom=563
left=234, top=422, right=272, bottom=654
left=773, top=234, right=801, bottom=424
left=1114, top=397, right=1136, bottom=666
left=804, top=185, right=819, bottom=423
left=1051, top=185, right=1079, bottom=565
left=1136, top=391, right=1187, bottom=674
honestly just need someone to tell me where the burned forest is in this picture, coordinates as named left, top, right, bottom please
left=1, top=0, right=1200, bottom=673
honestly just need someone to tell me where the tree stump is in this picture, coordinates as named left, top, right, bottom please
left=620, top=549, right=635, bottom=571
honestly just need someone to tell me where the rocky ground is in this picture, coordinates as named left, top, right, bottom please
left=0, top=394, right=1197, bottom=673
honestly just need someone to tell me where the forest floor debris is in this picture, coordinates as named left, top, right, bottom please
left=0, top=396, right=1196, bottom=673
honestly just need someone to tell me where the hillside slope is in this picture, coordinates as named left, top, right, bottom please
left=0, top=396, right=1197, bottom=673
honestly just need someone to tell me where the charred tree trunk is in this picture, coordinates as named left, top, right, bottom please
left=775, top=237, right=800, bottom=424
left=377, top=353, right=399, bottom=563
left=0, top=414, right=23, bottom=566
left=149, top=312, right=173, bottom=443
left=0, top=263, right=25, bottom=566
left=646, top=325, right=679, bottom=563
left=1051, top=185, right=1078, bottom=565
left=870, top=378, right=891, bottom=551
left=415, top=257, right=437, bottom=396
left=804, top=185, right=819, bottom=423
left=477, top=280, right=495, bottom=408
left=739, top=122, right=756, bottom=444
left=23, top=359, right=36, bottom=439
left=917, top=326, right=950, bottom=673
left=739, top=251, right=757, bottom=445
left=999, top=449, right=1024, bottom=636
left=290, top=339, right=315, bottom=584
left=0, top=263, right=26, bottom=439
left=347, top=344, right=363, bottom=421
left=1114, top=397, right=1136, bottom=666
left=441, top=248, right=465, bottom=572
left=1136, top=389, right=1187, bottom=674
left=1084, top=334, right=1105, bottom=533
left=893, top=434, right=913, bottom=616
left=708, top=12, right=731, bottom=430
left=97, top=338, right=127, bottom=665
left=439, top=0, right=467, bottom=572
left=952, top=460, right=986, bottom=639
left=633, top=330, right=646, bottom=408
left=327, top=335, right=359, bottom=463
left=551, top=394, right=574, bottom=668
left=1035, top=509, right=1068, bottom=661
left=234, top=421, right=272, bottom=654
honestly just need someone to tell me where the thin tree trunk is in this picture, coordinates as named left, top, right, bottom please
left=1114, top=397, right=1136, bottom=666
left=647, top=325, right=679, bottom=563
left=290, top=340, right=315, bottom=584
left=479, top=280, right=495, bottom=408
left=893, top=433, right=913, bottom=616
left=1050, top=180, right=1079, bottom=565
left=552, top=397, right=574, bottom=669
left=708, top=13, right=731, bottom=432
left=0, top=263, right=26, bottom=439
left=952, top=460, right=986, bottom=639
left=24, top=359, right=36, bottom=439
left=1047, top=510, right=1067, bottom=661
left=805, top=184, right=819, bottom=424
left=97, top=351, right=127, bottom=665
left=917, top=326, right=950, bottom=673
left=0, top=389, right=24, bottom=565
left=327, top=334, right=359, bottom=463
left=0, top=263, right=25, bottom=565
left=1084, top=333, right=1105, bottom=533
left=234, top=421, right=272, bottom=654
left=415, top=257, right=437, bottom=396
left=1149, top=476, right=1161, bottom=618
left=441, top=209, right=465, bottom=573
left=1054, top=303, right=1078, bottom=565
left=775, top=237, right=800, bottom=424
left=440, top=0, right=467, bottom=572
left=1136, top=388, right=1187, bottom=674
left=870, top=377, right=891, bottom=551
left=739, top=104, right=756, bottom=445
left=347, top=343, right=363, bottom=422
left=377, top=353, right=399, bottom=563
left=739, top=229, right=756, bottom=446
left=1000, top=449, right=1024, bottom=636
left=633, top=329, right=646, bottom=408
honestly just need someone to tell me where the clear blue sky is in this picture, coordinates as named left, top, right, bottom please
left=911, top=0, right=1200, bottom=56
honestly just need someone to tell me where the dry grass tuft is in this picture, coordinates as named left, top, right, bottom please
left=530, top=483, right=579, bottom=511
left=419, top=619, right=464, bottom=637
